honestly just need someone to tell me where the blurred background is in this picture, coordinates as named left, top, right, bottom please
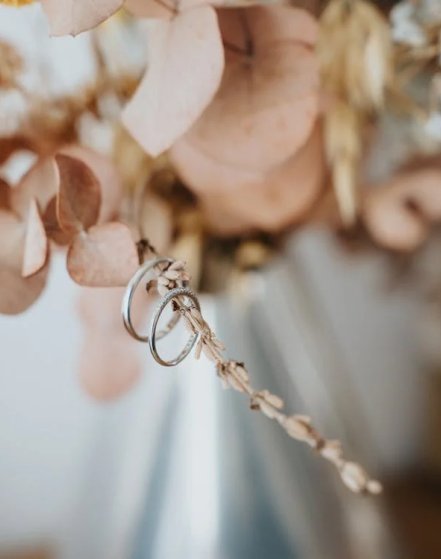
left=2, top=2, right=441, bottom=559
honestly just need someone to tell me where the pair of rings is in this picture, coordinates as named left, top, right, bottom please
left=122, top=258, right=200, bottom=367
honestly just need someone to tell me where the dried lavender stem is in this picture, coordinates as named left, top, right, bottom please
left=150, top=261, right=382, bottom=496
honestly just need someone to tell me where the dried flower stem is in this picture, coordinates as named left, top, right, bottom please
left=148, top=259, right=382, bottom=496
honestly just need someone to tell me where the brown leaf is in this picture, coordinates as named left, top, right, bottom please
left=22, top=199, right=48, bottom=278
left=0, top=136, right=33, bottom=166
left=42, top=197, right=73, bottom=245
left=59, top=145, right=123, bottom=223
left=55, top=154, right=101, bottom=235
left=0, top=177, right=10, bottom=209
left=67, top=222, right=139, bottom=286
left=122, top=5, right=224, bottom=156
left=0, top=209, right=23, bottom=256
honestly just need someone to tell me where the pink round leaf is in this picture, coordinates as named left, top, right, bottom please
left=124, top=0, right=174, bottom=19
left=184, top=126, right=325, bottom=235
left=79, top=332, right=142, bottom=400
left=122, top=5, right=224, bottom=156
left=40, top=0, right=124, bottom=36
left=77, top=287, right=142, bottom=400
left=363, top=167, right=441, bottom=251
left=170, top=6, right=319, bottom=178
left=67, top=222, right=139, bottom=287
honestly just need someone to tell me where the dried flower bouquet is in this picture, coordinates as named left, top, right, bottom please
left=1, top=0, right=441, bottom=495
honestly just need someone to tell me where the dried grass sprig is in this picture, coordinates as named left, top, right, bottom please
left=148, top=259, right=382, bottom=496
left=0, top=40, right=23, bottom=90
left=318, top=0, right=394, bottom=226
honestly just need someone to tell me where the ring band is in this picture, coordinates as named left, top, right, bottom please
left=149, top=287, right=200, bottom=367
left=122, top=257, right=182, bottom=343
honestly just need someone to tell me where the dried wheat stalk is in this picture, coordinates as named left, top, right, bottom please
left=0, top=0, right=34, bottom=5
left=146, top=258, right=382, bottom=496
left=318, top=0, right=393, bottom=226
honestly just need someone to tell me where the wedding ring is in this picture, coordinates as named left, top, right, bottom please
left=122, top=257, right=181, bottom=343
left=149, top=286, right=200, bottom=367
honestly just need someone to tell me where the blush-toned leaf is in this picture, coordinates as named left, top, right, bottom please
left=122, top=5, right=224, bottom=156
left=59, top=145, right=123, bottom=223
left=55, top=154, right=101, bottom=235
left=22, top=199, right=48, bottom=278
left=40, top=0, right=124, bottom=36
left=78, top=280, right=151, bottom=333
left=77, top=285, right=126, bottom=328
left=170, top=7, right=319, bottom=177
left=173, top=125, right=325, bottom=235
left=363, top=167, right=441, bottom=251
left=218, top=4, right=317, bottom=48
left=77, top=287, right=142, bottom=401
left=124, top=0, right=174, bottom=19
left=67, top=222, right=139, bottom=286
left=125, top=0, right=286, bottom=16
left=0, top=209, right=48, bottom=315
left=79, top=332, right=142, bottom=400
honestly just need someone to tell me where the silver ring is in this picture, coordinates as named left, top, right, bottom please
left=149, top=287, right=200, bottom=367
left=122, top=257, right=181, bottom=343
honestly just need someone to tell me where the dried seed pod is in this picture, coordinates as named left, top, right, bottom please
left=217, top=360, right=250, bottom=392
left=250, top=390, right=284, bottom=419
left=320, top=439, right=343, bottom=464
left=283, top=414, right=314, bottom=441
left=339, top=461, right=382, bottom=494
